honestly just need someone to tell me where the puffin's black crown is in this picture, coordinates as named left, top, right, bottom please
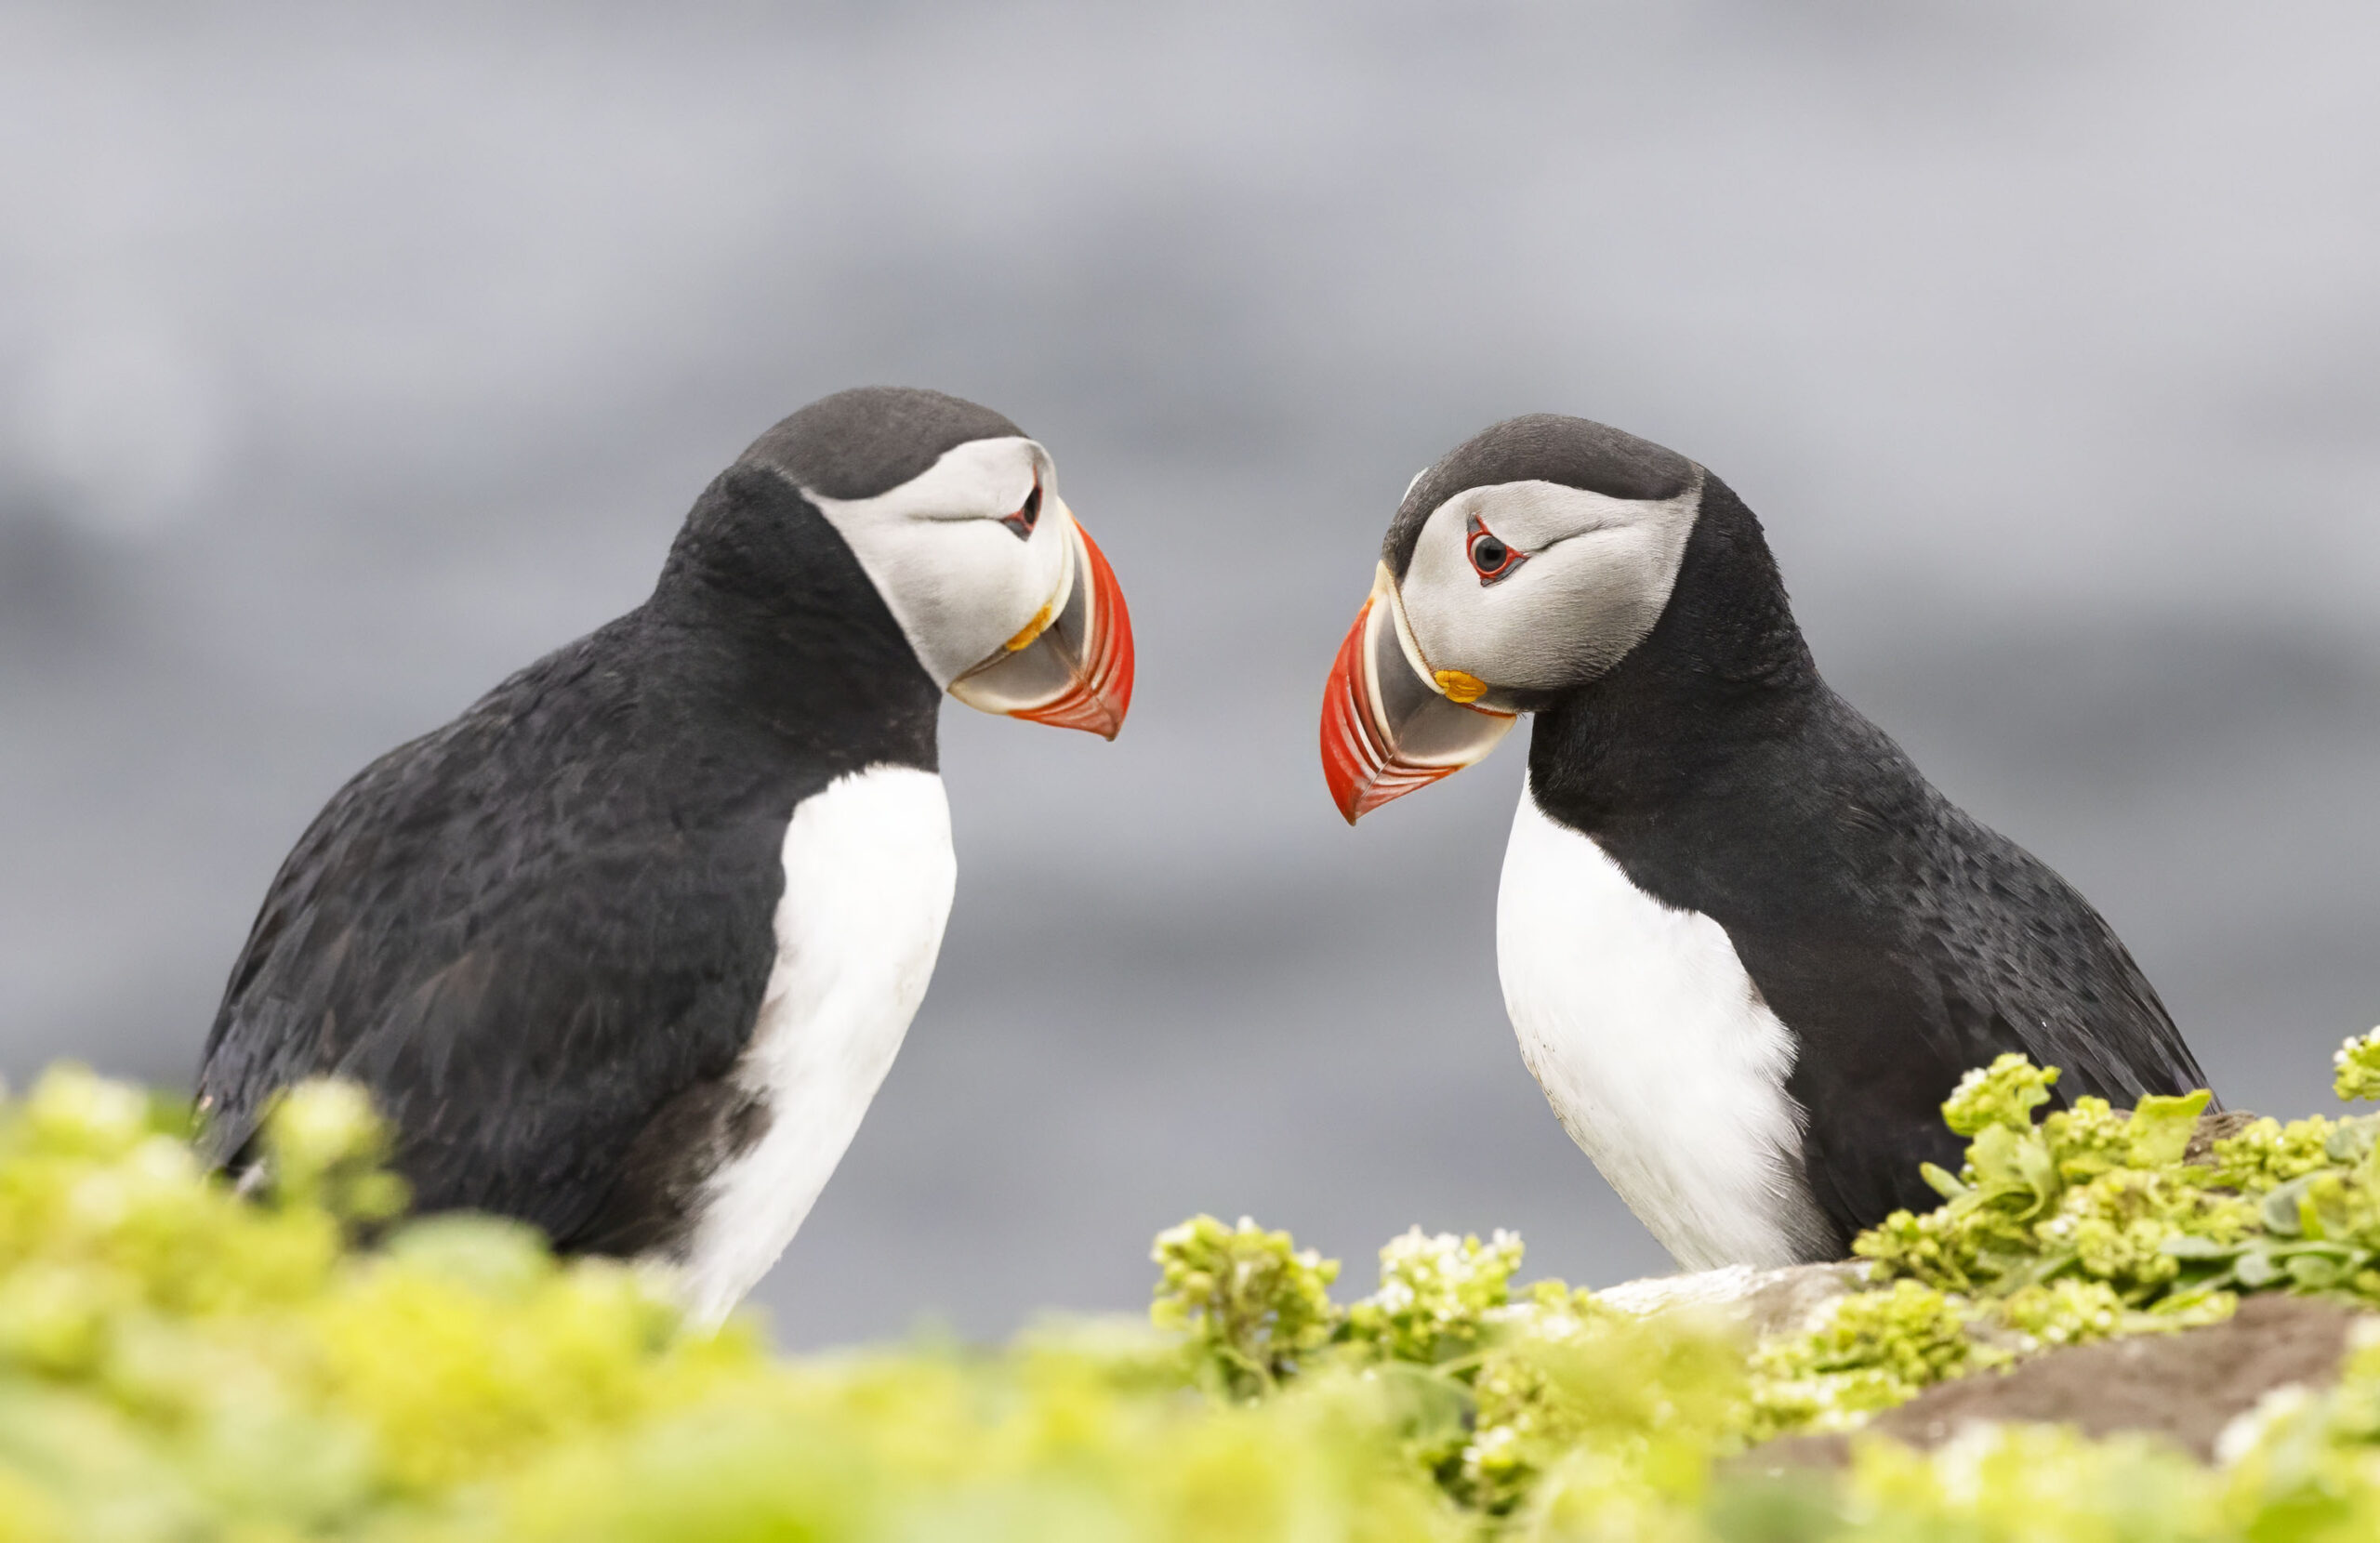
left=740, top=386, right=1025, bottom=502
left=1382, top=415, right=1699, bottom=578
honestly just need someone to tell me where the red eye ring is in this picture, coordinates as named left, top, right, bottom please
left=1466, top=515, right=1525, bottom=585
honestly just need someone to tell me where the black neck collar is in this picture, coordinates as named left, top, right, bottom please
left=1526, top=475, right=1819, bottom=830
left=642, top=464, right=941, bottom=770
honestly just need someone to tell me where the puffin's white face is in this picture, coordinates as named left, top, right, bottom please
left=805, top=436, right=1062, bottom=688
left=804, top=436, right=1132, bottom=738
left=1395, top=477, right=1701, bottom=702
left=1322, top=457, right=1704, bottom=822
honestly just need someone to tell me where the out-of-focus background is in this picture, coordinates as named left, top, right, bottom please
left=3, top=1, right=2375, bottom=1345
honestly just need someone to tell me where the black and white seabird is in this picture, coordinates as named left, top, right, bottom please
left=198, top=386, right=1132, bottom=1320
left=1319, top=414, right=2209, bottom=1269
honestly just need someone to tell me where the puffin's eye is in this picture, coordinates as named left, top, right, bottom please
left=999, top=479, right=1043, bottom=541
left=1466, top=518, right=1526, bottom=585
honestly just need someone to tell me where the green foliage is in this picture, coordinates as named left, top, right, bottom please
left=1941, top=1051, right=2060, bottom=1137
left=2211, top=1115, right=2343, bottom=1192
left=0, top=1068, right=1466, bottom=1542
left=8, top=1038, right=2380, bottom=1538
left=2337, top=1028, right=2380, bottom=1103
left=1149, top=1213, right=1340, bottom=1396
left=1864, top=1078, right=2252, bottom=1306
left=1343, top=1225, right=1527, bottom=1365
left=1841, top=1422, right=2225, bottom=1543
left=1465, top=1286, right=1747, bottom=1521
left=1747, top=1280, right=2004, bottom=1438
left=1136, top=1044, right=2380, bottom=1536
left=258, top=1078, right=410, bottom=1227
left=1861, top=1053, right=2380, bottom=1322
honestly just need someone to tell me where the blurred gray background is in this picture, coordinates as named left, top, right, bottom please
left=3, top=1, right=2376, bottom=1346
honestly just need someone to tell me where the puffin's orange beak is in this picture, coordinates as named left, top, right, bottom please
left=950, top=513, right=1133, bottom=740
left=1320, top=565, right=1514, bottom=823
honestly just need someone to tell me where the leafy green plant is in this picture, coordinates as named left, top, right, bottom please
left=2335, top=1028, right=2380, bottom=1104
left=4, top=1029, right=2380, bottom=1537
left=1149, top=1213, right=1341, bottom=1396
left=1342, top=1225, right=1527, bottom=1366
left=1140, top=1030, right=2380, bottom=1536
left=1859, top=1037, right=2380, bottom=1325
left=1746, top=1278, right=2001, bottom=1438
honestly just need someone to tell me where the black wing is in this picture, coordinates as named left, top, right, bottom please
left=1583, top=688, right=2209, bottom=1255
left=198, top=623, right=789, bottom=1252
left=1735, top=714, right=2207, bottom=1246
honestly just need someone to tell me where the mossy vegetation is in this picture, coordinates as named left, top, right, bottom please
left=0, top=1032, right=2374, bottom=1538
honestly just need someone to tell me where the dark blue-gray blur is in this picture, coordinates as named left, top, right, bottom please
left=4, top=2, right=2375, bottom=1345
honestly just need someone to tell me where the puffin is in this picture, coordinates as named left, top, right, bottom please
left=1319, top=414, right=2208, bottom=1269
left=198, top=386, right=1131, bottom=1321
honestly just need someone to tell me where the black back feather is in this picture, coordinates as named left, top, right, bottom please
left=1525, top=474, right=2209, bottom=1253
left=198, top=460, right=940, bottom=1256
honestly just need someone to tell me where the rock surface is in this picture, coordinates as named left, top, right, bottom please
left=2184, top=1108, right=2263, bottom=1166
left=1744, top=1293, right=2368, bottom=1470
left=1600, top=1260, right=1865, bottom=1339
left=1603, top=1113, right=2362, bottom=1467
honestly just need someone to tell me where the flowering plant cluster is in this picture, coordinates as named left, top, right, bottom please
left=0, top=1028, right=2377, bottom=1537
left=1144, top=1030, right=2380, bottom=1535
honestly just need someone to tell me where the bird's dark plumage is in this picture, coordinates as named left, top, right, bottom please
left=1522, top=470, right=2208, bottom=1250
left=201, top=384, right=1137, bottom=1317
left=1329, top=410, right=2215, bottom=1265
left=198, top=455, right=939, bottom=1256
left=1383, top=413, right=1699, bottom=579
left=742, top=386, right=1023, bottom=502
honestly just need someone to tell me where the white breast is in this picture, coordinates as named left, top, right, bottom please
left=1496, top=779, right=1831, bottom=1271
left=675, top=764, right=957, bottom=1324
